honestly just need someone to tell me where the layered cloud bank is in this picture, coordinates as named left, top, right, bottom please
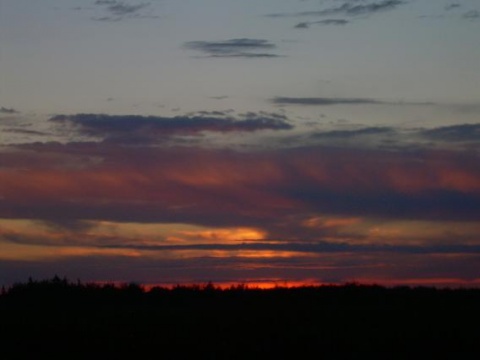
left=1, top=111, right=479, bottom=287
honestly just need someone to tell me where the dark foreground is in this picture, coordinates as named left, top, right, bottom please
left=1, top=278, right=479, bottom=358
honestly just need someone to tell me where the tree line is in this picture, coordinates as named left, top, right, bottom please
left=1, top=277, right=479, bottom=358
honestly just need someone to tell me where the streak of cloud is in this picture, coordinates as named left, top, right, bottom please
left=49, top=113, right=293, bottom=143
left=184, top=39, right=282, bottom=58
left=267, top=0, right=406, bottom=18
left=295, top=19, right=349, bottom=28
left=0, top=107, right=19, bottom=114
left=462, top=10, right=480, bottom=20
left=92, top=0, right=156, bottom=21
left=445, top=4, right=461, bottom=11
left=421, top=124, right=480, bottom=142
left=272, top=97, right=435, bottom=106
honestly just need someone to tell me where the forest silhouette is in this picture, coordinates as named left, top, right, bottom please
left=1, top=277, right=479, bottom=358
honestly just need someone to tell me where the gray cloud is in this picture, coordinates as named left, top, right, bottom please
left=312, top=127, right=395, bottom=139
left=272, top=96, right=434, bottom=106
left=107, top=3, right=149, bottom=16
left=95, top=0, right=149, bottom=14
left=93, top=0, right=155, bottom=21
left=323, top=0, right=406, bottom=16
left=1, top=128, right=47, bottom=136
left=184, top=39, right=282, bottom=58
left=267, top=0, right=406, bottom=18
left=462, top=10, right=480, bottom=20
left=295, top=19, right=349, bottom=28
left=0, top=107, right=19, bottom=114
left=445, top=3, right=461, bottom=11
left=273, top=97, right=385, bottom=106
left=49, top=113, right=293, bottom=142
left=421, top=124, right=480, bottom=142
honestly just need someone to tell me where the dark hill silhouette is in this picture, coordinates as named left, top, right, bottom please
left=1, top=277, right=479, bottom=358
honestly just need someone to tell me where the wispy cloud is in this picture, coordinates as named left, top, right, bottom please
left=184, top=39, right=282, bottom=58
left=272, top=96, right=434, bottom=106
left=1, top=128, right=47, bottom=136
left=267, top=0, right=406, bottom=18
left=295, top=19, right=349, bottom=29
left=421, top=124, right=480, bottom=142
left=445, top=3, right=461, bottom=11
left=0, top=107, right=19, bottom=114
left=322, top=0, right=406, bottom=17
left=49, top=112, right=293, bottom=143
left=93, top=0, right=155, bottom=21
left=462, top=10, right=480, bottom=20
left=311, top=127, right=395, bottom=139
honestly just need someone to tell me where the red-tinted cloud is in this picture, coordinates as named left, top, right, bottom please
left=1, top=143, right=479, bottom=229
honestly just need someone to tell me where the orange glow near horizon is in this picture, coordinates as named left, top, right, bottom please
left=111, top=278, right=329, bottom=291
left=88, top=277, right=480, bottom=291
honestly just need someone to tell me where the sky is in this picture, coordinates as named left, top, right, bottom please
left=0, top=0, right=479, bottom=288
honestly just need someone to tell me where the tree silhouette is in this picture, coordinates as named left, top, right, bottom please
left=0, top=277, right=479, bottom=357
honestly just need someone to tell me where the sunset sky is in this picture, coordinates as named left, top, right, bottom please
left=1, top=0, right=479, bottom=288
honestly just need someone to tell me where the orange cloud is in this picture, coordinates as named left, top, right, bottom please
left=178, top=227, right=266, bottom=243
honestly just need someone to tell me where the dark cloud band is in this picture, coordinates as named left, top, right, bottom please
left=0, top=107, right=19, bottom=114
left=49, top=113, right=293, bottom=142
left=272, top=96, right=435, bottom=106
left=184, top=39, right=281, bottom=58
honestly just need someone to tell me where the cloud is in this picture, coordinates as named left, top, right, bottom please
left=0, top=107, right=19, bottom=114
left=323, top=0, right=406, bottom=16
left=421, top=124, right=480, bottom=142
left=7, top=228, right=480, bottom=257
left=95, top=0, right=149, bottom=14
left=1, top=129, right=479, bottom=287
left=311, top=127, right=395, bottom=139
left=445, top=3, right=461, bottom=11
left=2, top=215, right=480, bottom=288
left=273, top=97, right=385, bottom=106
left=272, top=96, right=434, bottom=106
left=295, top=19, right=349, bottom=28
left=462, top=10, right=480, bottom=20
left=49, top=113, right=293, bottom=142
left=1, top=141, right=479, bottom=230
left=184, top=39, right=282, bottom=58
left=1, top=128, right=47, bottom=136
left=106, top=3, right=149, bottom=16
left=267, top=0, right=406, bottom=18
left=94, top=242, right=480, bottom=256
left=93, top=0, right=155, bottom=21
